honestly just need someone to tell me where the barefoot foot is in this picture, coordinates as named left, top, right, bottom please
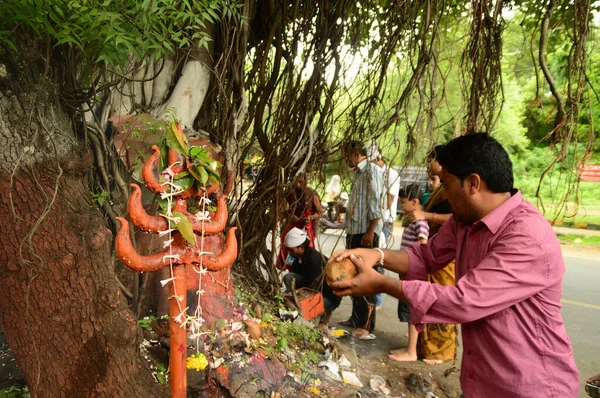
left=353, top=328, right=370, bottom=338
left=423, top=358, right=444, bottom=365
left=389, top=348, right=407, bottom=356
left=388, top=351, right=418, bottom=362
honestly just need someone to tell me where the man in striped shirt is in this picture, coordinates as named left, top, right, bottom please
left=338, top=140, right=384, bottom=338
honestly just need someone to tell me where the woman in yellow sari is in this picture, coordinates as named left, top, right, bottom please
left=405, top=145, right=457, bottom=364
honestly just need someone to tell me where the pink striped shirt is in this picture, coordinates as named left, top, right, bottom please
left=403, top=190, right=579, bottom=397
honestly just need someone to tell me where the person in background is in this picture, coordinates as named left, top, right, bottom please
left=325, top=175, right=342, bottom=202
left=282, top=228, right=341, bottom=330
left=410, top=145, right=457, bottom=365
left=388, top=183, right=429, bottom=362
left=368, top=145, right=400, bottom=246
left=329, top=133, right=579, bottom=397
left=338, top=140, right=384, bottom=339
left=324, top=174, right=345, bottom=224
left=368, top=144, right=400, bottom=310
left=405, top=145, right=452, bottom=228
left=276, top=172, right=323, bottom=270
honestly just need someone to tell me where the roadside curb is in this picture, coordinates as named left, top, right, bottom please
left=550, top=220, right=600, bottom=231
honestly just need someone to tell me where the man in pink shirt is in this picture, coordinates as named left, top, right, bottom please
left=329, top=133, right=579, bottom=397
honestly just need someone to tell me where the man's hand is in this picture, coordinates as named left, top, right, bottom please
left=405, top=209, right=425, bottom=223
left=588, top=373, right=600, bottom=383
left=328, top=253, right=384, bottom=297
left=330, top=248, right=380, bottom=267
left=360, top=229, right=375, bottom=247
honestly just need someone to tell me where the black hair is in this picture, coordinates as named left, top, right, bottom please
left=343, top=140, right=367, bottom=156
left=427, top=144, right=445, bottom=161
left=398, top=183, right=422, bottom=202
left=427, top=145, right=446, bottom=161
left=437, top=133, right=513, bottom=193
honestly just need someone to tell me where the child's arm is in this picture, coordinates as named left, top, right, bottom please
left=417, top=220, right=430, bottom=244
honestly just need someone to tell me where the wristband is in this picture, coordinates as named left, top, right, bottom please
left=374, top=247, right=384, bottom=266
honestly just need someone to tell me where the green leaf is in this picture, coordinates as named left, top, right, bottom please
left=172, top=174, right=194, bottom=192
left=187, top=164, right=202, bottom=181
left=261, top=313, right=272, bottom=322
left=138, top=318, right=154, bottom=331
left=172, top=211, right=196, bottom=247
left=158, top=139, right=169, bottom=171
left=166, top=122, right=188, bottom=156
left=276, top=337, right=288, bottom=351
left=212, top=319, right=227, bottom=329
left=205, top=166, right=221, bottom=182
left=207, top=174, right=219, bottom=185
left=199, top=167, right=208, bottom=186
left=188, top=165, right=209, bottom=186
left=158, top=197, right=171, bottom=212
left=189, top=146, right=211, bottom=162
left=174, top=170, right=190, bottom=179
left=3, top=38, right=17, bottom=52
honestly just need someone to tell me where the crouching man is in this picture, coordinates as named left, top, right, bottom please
left=283, top=228, right=341, bottom=329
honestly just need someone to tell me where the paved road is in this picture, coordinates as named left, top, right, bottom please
left=315, top=227, right=600, bottom=397
left=561, top=248, right=600, bottom=397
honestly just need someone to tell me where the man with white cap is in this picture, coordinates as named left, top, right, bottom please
left=282, top=227, right=341, bottom=329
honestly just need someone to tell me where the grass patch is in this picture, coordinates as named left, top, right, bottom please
left=542, top=210, right=600, bottom=227
left=556, top=234, right=600, bottom=246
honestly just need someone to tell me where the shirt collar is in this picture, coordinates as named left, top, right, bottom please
left=356, top=159, right=369, bottom=172
left=477, top=189, right=523, bottom=234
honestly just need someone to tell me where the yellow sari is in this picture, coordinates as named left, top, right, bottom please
left=416, top=185, right=457, bottom=362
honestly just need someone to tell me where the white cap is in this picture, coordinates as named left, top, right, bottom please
left=284, top=227, right=307, bottom=248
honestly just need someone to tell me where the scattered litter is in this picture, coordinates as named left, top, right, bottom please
left=318, top=360, right=342, bottom=382
left=358, top=333, right=376, bottom=341
left=210, top=357, right=224, bottom=369
left=231, top=321, right=243, bottom=331
left=318, top=360, right=339, bottom=374
left=341, top=370, right=363, bottom=387
left=329, top=329, right=350, bottom=338
left=322, top=369, right=342, bottom=382
left=370, top=375, right=390, bottom=395
left=293, top=316, right=314, bottom=328
left=278, top=309, right=298, bottom=322
left=337, top=355, right=352, bottom=369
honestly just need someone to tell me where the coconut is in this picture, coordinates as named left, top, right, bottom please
left=324, top=257, right=358, bottom=285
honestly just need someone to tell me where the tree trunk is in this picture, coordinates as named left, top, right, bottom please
left=0, top=39, right=166, bottom=397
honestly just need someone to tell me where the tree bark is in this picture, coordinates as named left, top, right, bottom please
left=0, top=37, right=166, bottom=397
